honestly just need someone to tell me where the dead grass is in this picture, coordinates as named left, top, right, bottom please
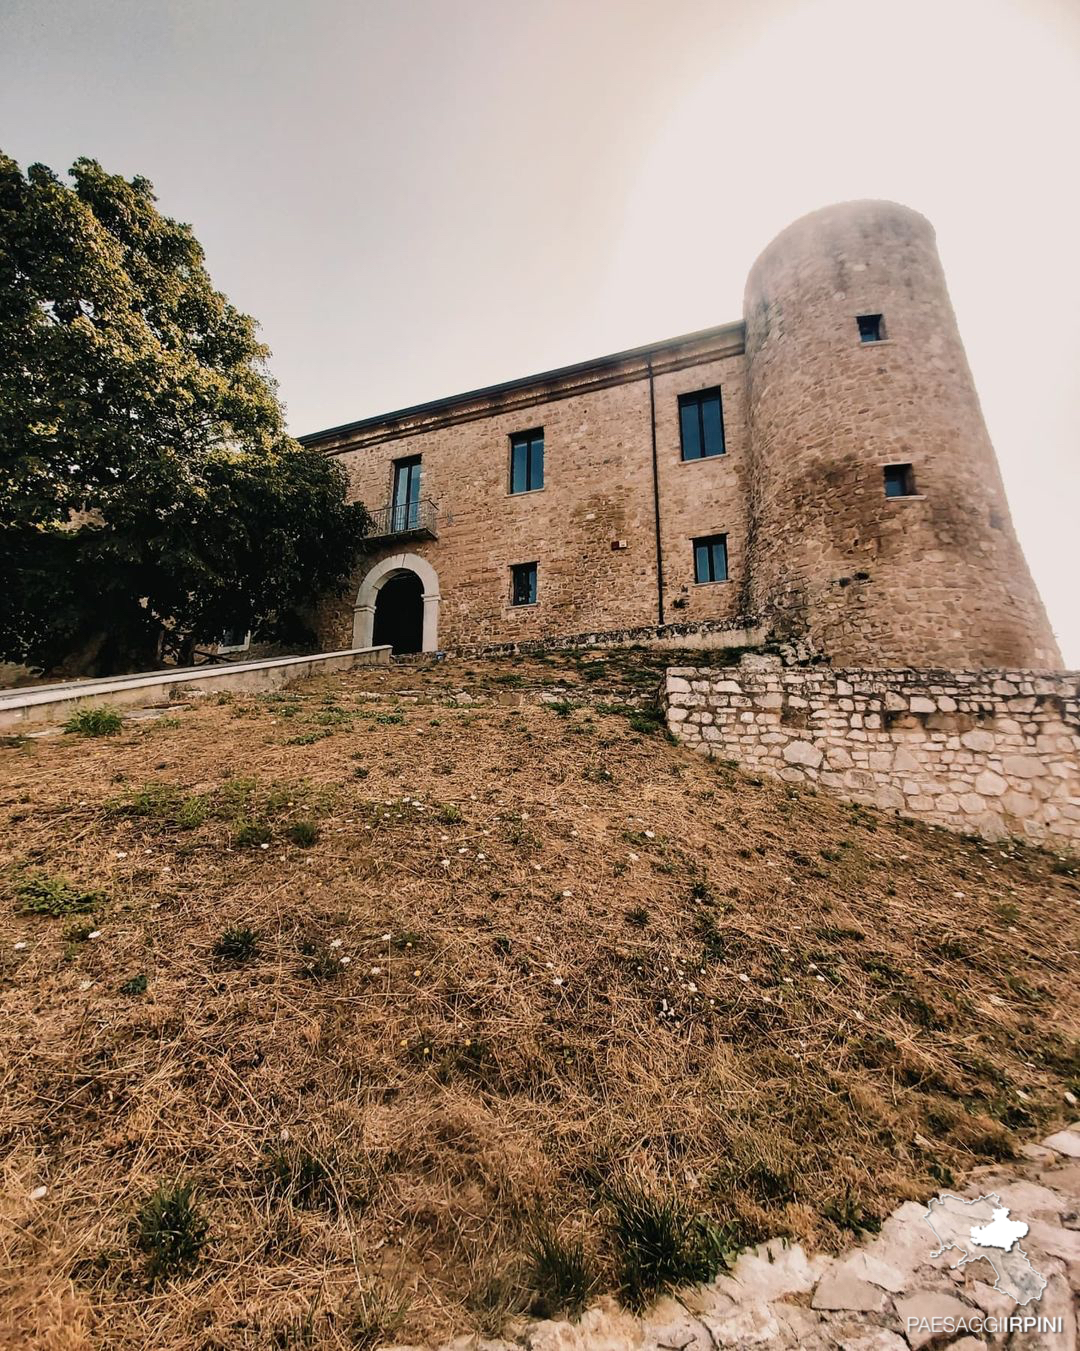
left=1, top=647, right=1078, bottom=1348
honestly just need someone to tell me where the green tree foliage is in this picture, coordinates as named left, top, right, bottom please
left=0, top=153, right=367, bottom=674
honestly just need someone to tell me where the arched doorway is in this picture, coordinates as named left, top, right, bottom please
left=372, top=571, right=423, bottom=654
left=353, top=553, right=441, bottom=654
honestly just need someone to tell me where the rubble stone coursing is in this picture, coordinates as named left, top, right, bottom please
left=663, top=661, right=1080, bottom=848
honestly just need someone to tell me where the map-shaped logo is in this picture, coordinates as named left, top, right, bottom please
left=923, top=1193, right=1046, bottom=1306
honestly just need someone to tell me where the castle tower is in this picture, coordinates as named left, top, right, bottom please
left=743, top=200, right=1060, bottom=669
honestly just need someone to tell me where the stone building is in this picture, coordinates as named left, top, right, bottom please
left=303, top=200, right=1060, bottom=671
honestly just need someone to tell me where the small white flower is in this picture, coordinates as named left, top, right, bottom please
left=816, top=975, right=826, bottom=983
left=114, top=851, right=127, bottom=859
left=78, top=979, right=93, bottom=991
left=808, top=963, right=818, bottom=971
left=532, top=863, right=542, bottom=871
left=687, top=982, right=698, bottom=993
left=553, top=977, right=564, bottom=986
left=87, top=930, right=102, bottom=940
left=561, top=890, right=572, bottom=898
left=260, top=843, right=269, bottom=850
left=457, top=847, right=467, bottom=854
left=441, top=858, right=451, bottom=867
left=381, top=932, right=392, bottom=941
left=29, top=1185, right=47, bottom=1201
left=627, top=852, right=639, bottom=863
left=783, top=977, right=794, bottom=985
left=14, top=941, right=27, bottom=951
left=339, top=956, right=351, bottom=966
left=476, top=852, right=486, bottom=860
left=370, top=966, right=382, bottom=975
left=738, top=974, right=750, bottom=984
left=329, top=939, right=343, bottom=949
left=644, top=830, right=655, bottom=839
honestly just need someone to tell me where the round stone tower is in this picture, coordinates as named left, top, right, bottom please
left=743, top=200, right=1060, bottom=669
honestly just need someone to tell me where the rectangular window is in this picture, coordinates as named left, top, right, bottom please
left=857, top=313, right=884, bottom=343
left=883, top=463, right=917, bottom=498
left=693, top=534, right=728, bottom=583
left=391, top=455, right=422, bottom=530
left=510, top=561, right=538, bottom=606
left=510, top=428, right=544, bottom=493
left=678, top=388, right=725, bottom=460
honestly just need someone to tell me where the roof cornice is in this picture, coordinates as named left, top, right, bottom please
left=298, top=319, right=745, bottom=455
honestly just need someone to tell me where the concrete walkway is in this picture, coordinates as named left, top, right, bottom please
left=0, top=646, right=390, bottom=731
left=400, top=1123, right=1080, bottom=1351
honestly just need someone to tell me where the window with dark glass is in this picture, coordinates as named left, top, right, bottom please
left=693, top=534, right=728, bottom=583
left=510, top=429, right=544, bottom=493
left=857, top=313, right=884, bottom=343
left=511, top=561, right=538, bottom=606
left=391, top=455, right=422, bottom=530
left=678, top=388, right=725, bottom=460
left=883, top=463, right=917, bottom=498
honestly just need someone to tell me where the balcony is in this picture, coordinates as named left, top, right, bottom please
left=365, top=497, right=439, bottom=543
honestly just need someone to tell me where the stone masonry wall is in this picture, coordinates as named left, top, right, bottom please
left=314, top=328, right=749, bottom=653
left=663, top=660, right=1080, bottom=848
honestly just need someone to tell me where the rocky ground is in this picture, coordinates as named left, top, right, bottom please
left=472, top=1122, right=1080, bottom=1351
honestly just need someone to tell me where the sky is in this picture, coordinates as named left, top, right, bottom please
left=2, top=0, right=1078, bottom=662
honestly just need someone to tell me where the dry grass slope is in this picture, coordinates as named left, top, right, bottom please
left=1, top=648, right=1078, bottom=1349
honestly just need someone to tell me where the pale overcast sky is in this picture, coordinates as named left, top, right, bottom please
left=2, top=0, right=1077, bottom=662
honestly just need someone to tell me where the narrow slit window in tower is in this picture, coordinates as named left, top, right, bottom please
left=857, top=313, right=885, bottom=343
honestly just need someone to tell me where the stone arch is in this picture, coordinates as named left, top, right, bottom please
left=353, top=553, right=441, bottom=653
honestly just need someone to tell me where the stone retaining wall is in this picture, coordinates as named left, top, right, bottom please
left=663, top=660, right=1080, bottom=847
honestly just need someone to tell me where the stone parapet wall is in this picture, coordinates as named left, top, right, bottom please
left=663, top=661, right=1080, bottom=848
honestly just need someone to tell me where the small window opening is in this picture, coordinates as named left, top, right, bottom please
left=510, top=561, right=538, bottom=606
left=883, top=463, right=917, bottom=498
left=510, top=429, right=544, bottom=493
left=678, top=387, right=726, bottom=460
left=692, top=534, right=728, bottom=584
left=857, top=313, right=884, bottom=343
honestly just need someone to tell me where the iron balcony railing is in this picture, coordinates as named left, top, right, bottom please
left=365, top=497, right=439, bottom=541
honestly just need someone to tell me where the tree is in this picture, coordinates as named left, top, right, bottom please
left=0, top=153, right=367, bottom=675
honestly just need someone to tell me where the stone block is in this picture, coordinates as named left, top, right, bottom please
left=1002, top=755, right=1045, bottom=778
left=782, top=739, right=823, bottom=768
left=974, top=769, right=1007, bottom=796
